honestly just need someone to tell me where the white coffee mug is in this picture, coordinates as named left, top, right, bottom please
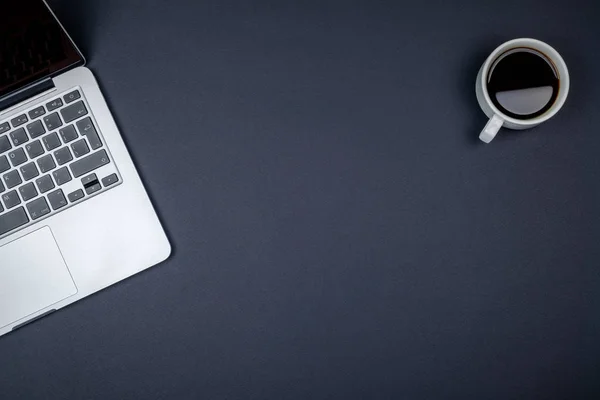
left=475, top=38, right=570, bottom=143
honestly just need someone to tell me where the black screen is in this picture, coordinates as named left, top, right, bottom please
left=0, top=0, right=83, bottom=100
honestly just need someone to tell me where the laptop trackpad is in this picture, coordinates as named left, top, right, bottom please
left=0, top=227, right=77, bottom=329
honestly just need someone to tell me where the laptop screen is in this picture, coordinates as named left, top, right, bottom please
left=0, top=0, right=84, bottom=101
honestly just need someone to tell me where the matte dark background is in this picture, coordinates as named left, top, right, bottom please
left=1, top=0, right=599, bottom=398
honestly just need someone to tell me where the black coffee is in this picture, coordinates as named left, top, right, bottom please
left=487, top=48, right=559, bottom=120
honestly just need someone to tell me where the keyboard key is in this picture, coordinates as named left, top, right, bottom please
left=46, top=98, right=63, bottom=111
left=2, top=190, right=21, bottom=209
left=48, top=189, right=67, bottom=210
left=0, top=200, right=3, bottom=213
left=76, top=117, right=102, bottom=150
left=10, top=128, right=28, bottom=146
left=11, top=114, right=28, bottom=127
left=52, top=167, right=72, bottom=185
left=26, top=197, right=51, bottom=220
left=0, top=122, right=10, bottom=135
left=81, top=173, right=98, bottom=186
left=0, top=156, right=9, bottom=173
left=8, top=148, right=27, bottom=167
left=36, top=175, right=55, bottom=193
left=3, top=170, right=22, bottom=189
left=70, top=149, right=109, bottom=178
left=85, top=182, right=102, bottom=195
left=63, top=90, right=81, bottom=104
left=54, top=147, right=73, bottom=165
left=61, top=101, right=87, bottom=124
left=102, top=173, right=119, bottom=187
left=0, top=207, right=29, bottom=236
left=25, top=140, right=44, bottom=159
left=0, top=135, right=11, bottom=154
left=26, top=120, right=46, bottom=139
left=71, top=139, right=90, bottom=158
left=43, top=112, right=62, bottom=131
left=18, top=182, right=37, bottom=202
left=59, top=125, right=78, bottom=143
left=42, top=132, right=61, bottom=151
left=37, top=154, right=56, bottom=173
left=67, top=189, right=84, bottom=203
left=20, top=162, right=39, bottom=181
left=28, top=106, right=46, bottom=119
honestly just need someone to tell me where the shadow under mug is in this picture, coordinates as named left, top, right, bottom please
left=476, top=38, right=570, bottom=143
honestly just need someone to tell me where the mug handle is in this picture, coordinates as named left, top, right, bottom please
left=479, top=114, right=504, bottom=143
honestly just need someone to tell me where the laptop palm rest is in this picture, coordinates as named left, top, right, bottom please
left=0, top=227, right=77, bottom=329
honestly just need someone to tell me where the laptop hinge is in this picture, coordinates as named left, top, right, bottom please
left=0, top=79, right=56, bottom=114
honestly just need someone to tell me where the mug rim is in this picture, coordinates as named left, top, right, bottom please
left=479, top=38, right=570, bottom=126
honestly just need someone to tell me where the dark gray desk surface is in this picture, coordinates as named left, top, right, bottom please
left=2, top=0, right=600, bottom=398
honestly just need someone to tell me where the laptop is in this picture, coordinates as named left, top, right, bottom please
left=0, top=0, right=171, bottom=337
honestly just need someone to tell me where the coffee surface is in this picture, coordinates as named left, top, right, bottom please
left=487, top=48, right=559, bottom=120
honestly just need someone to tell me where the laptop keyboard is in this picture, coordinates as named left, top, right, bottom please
left=0, top=88, right=121, bottom=238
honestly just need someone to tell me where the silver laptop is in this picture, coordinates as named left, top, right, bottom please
left=0, top=0, right=171, bottom=337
